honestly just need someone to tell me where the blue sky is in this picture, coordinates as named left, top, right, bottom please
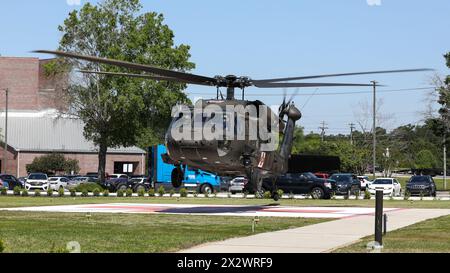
left=1, top=0, right=449, bottom=134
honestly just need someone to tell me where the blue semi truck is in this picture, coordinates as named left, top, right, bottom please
left=148, top=145, right=221, bottom=194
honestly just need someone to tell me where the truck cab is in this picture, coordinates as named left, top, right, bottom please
left=149, top=145, right=221, bottom=194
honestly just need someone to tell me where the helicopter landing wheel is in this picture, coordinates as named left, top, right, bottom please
left=272, top=192, right=280, bottom=201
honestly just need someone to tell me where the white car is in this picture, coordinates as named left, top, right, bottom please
left=49, top=177, right=70, bottom=191
left=357, top=176, right=371, bottom=190
left=108, top=174, right=129, bottom=179
left=229, top=177, right=248, bottom=194
left=368, top=178, right=402, bottom=197
left=25, top=173, right=49, bottom=191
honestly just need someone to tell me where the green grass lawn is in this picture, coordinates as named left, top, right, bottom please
left=334, top=215, right=450, bottom=253
left=0, top=196, right=449, bottom=209
left=0, top=211, right=327, bottom=253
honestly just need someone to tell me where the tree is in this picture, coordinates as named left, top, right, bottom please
left=26, top=154, right=80, bottom=175
left=52, top=0, right=194, bottom=182
left=414, top=149, right=438, bottom=170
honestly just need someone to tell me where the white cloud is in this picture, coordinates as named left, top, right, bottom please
left=67, top=0, right=82, bottom=6
left=367, top=0, right=382, bottom=6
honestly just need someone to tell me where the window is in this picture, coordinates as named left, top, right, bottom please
left=373, top=179, right=393, bottom=185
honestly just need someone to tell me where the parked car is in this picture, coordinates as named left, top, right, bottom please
left=314, top=173, right=330, bottom=179
left=368, top=178, right=402, bottom=196
left=0, top=174, right=22, bottom=190
left=0, top=180, right=9, bottom=190
left=220, top=177, right=233, bottom=192
left=25, top=173, right=49, bottom=191
left=49, top=176, right=70, bottom=191
left=262, top=172, right=336, bottom=199
left=357, top=176, right=371, bottom=190
left=108, top=174, right=129, bottom=180
left=405, top=175, right=437, bottom=197
left=128, top=176, right=152, bottom=192
left=329, top=173, right=360, bottom=195
left=17, top=177, right=27, bottom=187
left=229, top=177, right=249, bottom=194
left=102, top=175, right=150, bottom=193
left=66, top=176, right=96, bottom=190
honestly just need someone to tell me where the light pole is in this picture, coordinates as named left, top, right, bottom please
left=371, top=81, right=378, bottom=180
left=1, top=88, right=8, bottom=174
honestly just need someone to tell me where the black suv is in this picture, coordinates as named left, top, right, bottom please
left=262, top=172, right=336, bottom=199
left=405, top=175, right=437, bottom=197
left=329, top=173, right=361, bottom=195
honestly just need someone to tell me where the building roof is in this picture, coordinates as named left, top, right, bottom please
left=0, top=115, right=146, bottom=154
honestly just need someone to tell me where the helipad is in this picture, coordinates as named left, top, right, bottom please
left=1, top=203, right=401, bottom=218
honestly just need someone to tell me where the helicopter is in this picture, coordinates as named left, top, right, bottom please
left=35, top=50, right=430, bottom=199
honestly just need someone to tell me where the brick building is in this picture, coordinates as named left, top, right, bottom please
left=0, top=56, right=146, bottom=177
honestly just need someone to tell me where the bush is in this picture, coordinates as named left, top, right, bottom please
left=58, top=187, right=65, bottom=197
left=263, top=191, right=272, bottom=199
left=93, top=188, right=100, bottom=197
left=157, top=186, right=165, bottom=197
left=103, top=190, right=109, bottom=197
left=137, top=188, right=145, bottom=197
left=1, top=188, right=7, bottom=196
left=13, top=186, right=21, bottom=196
left=21, top=189, right=29, bottom=197
left=126, top=188, right=133, bottom=197
left=169, top=189, right=175, bottom=197
left=81, top=189, right=89, bottom=197
left=179, top=188, right=188, bottom=198
left=0, top=238, right=4, bottom=253
left=404, top=190, right=411, bottom=201
left=148, top=188, right=155, bottom=197
left=117, top=189, right=124, bottom=197
left=34, top=189, right=41, bottom=197
left=47, top=188, right=53, bottom=197
left=364, top=190, right=371, bottom=200
left=75, top=183, right=103, bottom=193
left=277, top=189, right=284, bottom=198
left=69, top=188, right=76, bottom=197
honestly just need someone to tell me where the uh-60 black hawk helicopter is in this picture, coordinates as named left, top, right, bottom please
left=35, top=50, right=430, bottom=200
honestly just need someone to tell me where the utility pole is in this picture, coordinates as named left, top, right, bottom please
left=349, top=123, right=355, bottom=145
left=319, top=121, right=328, bottom=142
left=371, top=81, right=378, bottom=180
left=444, top=143, right=447, bottom=190
left=1, top=88, right=8, bottom=174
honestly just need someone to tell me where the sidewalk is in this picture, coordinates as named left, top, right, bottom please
left=180, top=209, right=450, bottom=253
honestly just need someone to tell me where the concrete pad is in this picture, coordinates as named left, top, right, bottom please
left=0, top=203, right=399, bottom=219
left=181, top=208, right=450, bottom=253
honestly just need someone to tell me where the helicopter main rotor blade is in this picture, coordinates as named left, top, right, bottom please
left=34, top=50, right=217, bottom=86
left=77, top=70, right=213, bottom=86
left=254, top=82, right=379, bottom=88
left=253, top=68, right=434, bottom=83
